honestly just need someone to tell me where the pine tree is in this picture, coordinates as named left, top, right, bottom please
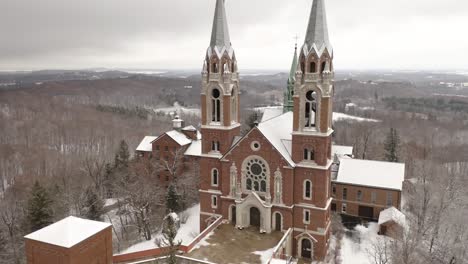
left=83, top=187, right=104, bottom=221
left=384, top=128, right=400, bottom=162
left=155, top=214, right=181, bottom=264
left=115, top=140, right=130, bottom=168
left=27, top=181, right=54, bottom=232
left=166, top=184, right=181, bottom=213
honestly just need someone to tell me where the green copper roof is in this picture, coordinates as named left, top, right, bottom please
left=288, top=45, right=298, bottom=83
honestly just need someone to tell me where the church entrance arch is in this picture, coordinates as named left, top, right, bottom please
left=274, top=212, right=282, bottom=231
left=301, top=238, right=312, bottom=259
left=230, top=205, right=236, bottom=225
left=250, top=207, right=261, bottom=227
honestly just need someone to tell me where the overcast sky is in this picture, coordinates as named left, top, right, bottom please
left=1, top=0, right=467, bottom=71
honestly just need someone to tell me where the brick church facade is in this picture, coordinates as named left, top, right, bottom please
left=198, top=0, right=334, bottom=260
left=134, top=0, right=405, bottom=261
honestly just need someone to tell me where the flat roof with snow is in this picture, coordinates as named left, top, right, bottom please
left=332, top=145, right=353, bottom=157
left=334, top=159, right=405, bottom=191
left=24, top=216, right=111, bottom=248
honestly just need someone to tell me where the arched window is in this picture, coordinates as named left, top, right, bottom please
left=303, top=148, right=314, bottom=161
left=211, top=88, right=221, bottom=122
left=310, top=62, right=316, bottom=73
left=304, top=180, right=312, bottom=200
left=212, top=169, right=219, bottom=186
left=304, top=90, right=317, bottom=128
left=212, top=62, right=219, bottom=73
left=321, top=61, right=326, bottom=73
left=211, top=141, right=220, bottom=151
left=231, top=88, right=237, bottom=123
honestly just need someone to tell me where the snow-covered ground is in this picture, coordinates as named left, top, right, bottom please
left=153, top=102, right=200, bottom=117
left=253, top=248, right=276, bottom=264
left=119, top=204, right=200, bottom=254
left=340, top=223, right=385, bottom=264
left=333, top=113, right=380, bottom=123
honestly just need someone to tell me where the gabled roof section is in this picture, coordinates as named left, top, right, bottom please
left=136, top=136, right=157, bottom=152
left=257, top=112, right=295, bottom=166
left=166, top=130, right=192, bottom=146
left=303, top=0, right=333, bottom=57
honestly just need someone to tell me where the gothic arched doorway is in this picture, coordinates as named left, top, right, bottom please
left=250, top=207, right=261, bottom=227
left=301, top=238, right=312, bottom=259
left=231, top=205, right=236, bottom=225
left=274, top=212, right=282, bottom=231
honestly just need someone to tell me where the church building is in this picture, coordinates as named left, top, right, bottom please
left=135, top=0, right=405, bottom=261
left=198, top=0, right=333, bottom=260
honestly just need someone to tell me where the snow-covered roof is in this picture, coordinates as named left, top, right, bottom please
left=332, top=145, right=353, bottom=157
left=335, top=159, right=405, bottom=191
left=378, top=207, right=406, bottom=227
left=257, top=112, right=295, bottom=166
left=261, top=108, right=284, bottom=122
left=184, top=140, right=202, bottom=157
left=24, top=216, right=111, bottom=248
left=136, top=136, right=157, bottom=152
left=182, top=125, right=197, bottom=132
left=166, top=130, right=192, bottom=146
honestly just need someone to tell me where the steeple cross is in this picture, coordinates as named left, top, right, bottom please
left=294, top=35, right=300, bottom=49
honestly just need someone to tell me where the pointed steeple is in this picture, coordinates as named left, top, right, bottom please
left=210, top=0, right=232, bottom=51
left=303, top=0, right=332, bottom=56
left=284, top=45, right=298, bottom=113
left=289, top=43, right=298, bottom=83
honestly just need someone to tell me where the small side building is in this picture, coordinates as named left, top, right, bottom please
left=24, top=216, right=112, bottom=264
left=331, top=159, right=405, bottom=220
left=378, top=207, right=406, bottom=238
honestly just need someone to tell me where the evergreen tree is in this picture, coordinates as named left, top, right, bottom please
left=27, top=181, right=54, bottom=232
left=166, top=184, right=181, bottom=213
left=83, top=187, right=105, bottom=221
left=384, top=128, right=400, bottom=162
left=155, top=214, right=181, bottom=264
left=115, top=140, right=130, bottom=168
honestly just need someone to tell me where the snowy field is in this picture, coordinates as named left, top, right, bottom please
left=340, top=223, right=384, bottom=264
left=118, top=204, right=200, bottom=254
left=152, top=102, right=200, bottom=116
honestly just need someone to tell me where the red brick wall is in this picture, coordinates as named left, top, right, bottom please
left=26, top=227, right=112, bottom=264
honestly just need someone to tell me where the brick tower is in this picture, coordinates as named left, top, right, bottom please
left=291, top=0, right=334, bottom=259
left=200, top=0, right=240, bottom=155
left=199, top=0, right=241, bottom=228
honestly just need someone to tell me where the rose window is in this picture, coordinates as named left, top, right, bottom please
left=245, top=158, right=267, bottom=192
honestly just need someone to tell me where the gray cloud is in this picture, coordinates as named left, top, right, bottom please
left=1, top=0, right=467, bottom=70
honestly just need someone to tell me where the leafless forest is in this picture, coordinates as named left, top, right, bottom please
left=1, top=70, right=468, bottom=263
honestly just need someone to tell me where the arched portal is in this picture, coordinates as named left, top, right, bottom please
left=301, top=238, right=312, bottom=259
left=274, top=212, right=282, bottom=231
left=230, top=205, right=236, bottom=225
left=250, top=207, right=261, bottom=227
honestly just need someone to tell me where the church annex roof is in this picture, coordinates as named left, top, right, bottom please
left=303, top=0, right=333, bottom=57
left=334, top=159, right=405, bottom=191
